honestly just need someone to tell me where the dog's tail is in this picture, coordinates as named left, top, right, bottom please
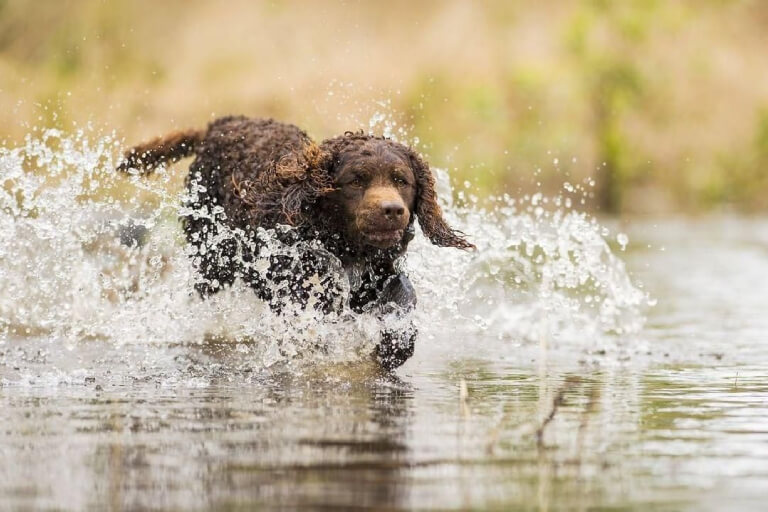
left=117, top=128, right=204, bottom=174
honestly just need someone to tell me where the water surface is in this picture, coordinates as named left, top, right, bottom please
left=1, top=132, right=766, bottom=510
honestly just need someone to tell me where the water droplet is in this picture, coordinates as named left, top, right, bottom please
left=617, top=233, right=629, bottom=251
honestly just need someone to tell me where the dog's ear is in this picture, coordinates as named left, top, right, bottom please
left=405, top=148, right=475, bottom=250
left=279, top=143, right=337, bottom=224
left=236, top=142, right=334, bottom=226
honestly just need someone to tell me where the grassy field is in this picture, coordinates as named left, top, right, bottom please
left=1, top=0, right=767, bottom=213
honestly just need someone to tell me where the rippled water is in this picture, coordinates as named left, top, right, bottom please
left=1, top=131, right=767, bottom=510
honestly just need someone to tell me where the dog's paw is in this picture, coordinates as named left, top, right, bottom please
left=375, top=324, right=416, bottom=371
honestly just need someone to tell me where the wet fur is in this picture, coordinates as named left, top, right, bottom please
left=119, top=116, right=473, bottom=368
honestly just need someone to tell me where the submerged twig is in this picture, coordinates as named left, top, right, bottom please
left=536, top=387, right=566, bottom=448
left=459, top=378, right=471, bottom=418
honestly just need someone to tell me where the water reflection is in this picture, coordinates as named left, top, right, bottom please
left=0, top=358, right=416, bottom=509
left=2, top=350, right=768, bottom=509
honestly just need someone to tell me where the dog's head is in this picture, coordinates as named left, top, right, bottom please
left=317, top=133, right=474, bottom=252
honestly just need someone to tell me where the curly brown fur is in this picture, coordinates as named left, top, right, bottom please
left=119, top=116, right=474, bottom=369
left=235, top=141, right=335, bottom=226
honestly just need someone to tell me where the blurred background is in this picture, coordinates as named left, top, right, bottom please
left=1, top=0, right=767, bottom=214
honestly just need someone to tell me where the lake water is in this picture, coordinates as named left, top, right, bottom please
left=1, top=131, right=767, bottom=510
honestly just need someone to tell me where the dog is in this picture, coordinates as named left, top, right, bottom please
left=118, top=116, right=473, bottom=369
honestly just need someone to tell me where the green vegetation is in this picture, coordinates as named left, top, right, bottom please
left=1, top=0, right=767, bottom=213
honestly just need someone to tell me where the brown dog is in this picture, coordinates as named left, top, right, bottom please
left=119, top=116, right=473, bottom=369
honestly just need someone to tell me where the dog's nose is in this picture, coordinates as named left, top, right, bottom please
left=380, top=201, right=405, bottom=218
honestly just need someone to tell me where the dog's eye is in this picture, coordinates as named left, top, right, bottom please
left=348, top=176, right=365, bottom=187
left=393, top=176, right=409, bottom=186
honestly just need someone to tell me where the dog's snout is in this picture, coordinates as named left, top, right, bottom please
left=360, top=186, right=409, bottom=229
left=381, top=201, right=405, bottom=218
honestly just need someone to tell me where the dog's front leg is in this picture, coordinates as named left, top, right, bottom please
left=375, top=273, right=417, bottom=370
left=378, top=273, right=417, bottom=311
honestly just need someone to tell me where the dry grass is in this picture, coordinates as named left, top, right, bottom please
left=1, top=0, right=767, bottom=212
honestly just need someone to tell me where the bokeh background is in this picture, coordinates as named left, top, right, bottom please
left=1, top=0, right=767, bottom=213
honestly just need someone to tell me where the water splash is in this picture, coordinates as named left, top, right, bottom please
left=407, top=176, right=649, bottom=356
left=0, top=126, right=650, bottom=377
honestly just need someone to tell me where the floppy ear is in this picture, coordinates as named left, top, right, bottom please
left=406, top=148, right=475, bottom=250
left=235, top=142, right=334, bottom=226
